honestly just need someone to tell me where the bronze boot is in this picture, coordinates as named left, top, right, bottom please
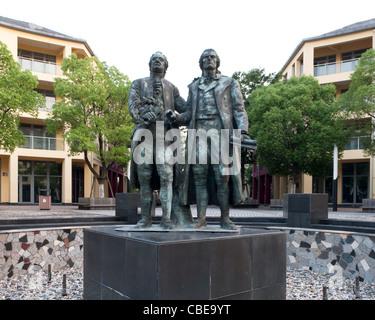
left=220, top=210, right=237, bottom=230
left=192, top=186, right=208, bottom=228
left=136, top=199, right=152, bottom=228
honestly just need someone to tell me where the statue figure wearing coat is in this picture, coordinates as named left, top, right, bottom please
left=128, top=51, right=192, bottom=229
left=168, top=49, right=249, bottom=230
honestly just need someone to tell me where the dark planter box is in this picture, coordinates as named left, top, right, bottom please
left=83, top=227, right=286, bottom=300
left=115, top=193, right=142, bottom=224
left=115, top=193, right=157, bottom=224
left=283, top=193, right=328, bottom=227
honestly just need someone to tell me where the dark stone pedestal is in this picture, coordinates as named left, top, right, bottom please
left=283, top=193, right=328, bottom=227
left=83, top=227, right=286, bottom=300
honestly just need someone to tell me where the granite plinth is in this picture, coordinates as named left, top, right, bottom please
left=283, top=193, right=328, bottom=227
left=83, top=226, right=286, bottom=300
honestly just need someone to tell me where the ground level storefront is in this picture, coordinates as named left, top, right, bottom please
left=253, top=160, right=372, bottom=206
left=0, top=156, right=125, bottom=204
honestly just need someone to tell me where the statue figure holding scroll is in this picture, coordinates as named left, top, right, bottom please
left=167, top=49, right=253, bottom=230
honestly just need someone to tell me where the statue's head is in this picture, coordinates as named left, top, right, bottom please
left=199, top=49, right=220, bottom=71
left=149, top=51, right=168, bottom=77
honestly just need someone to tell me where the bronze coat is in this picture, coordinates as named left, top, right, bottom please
left=181, top=74, right=249, bottom=206
left=128, top=77, right=186, bottom=190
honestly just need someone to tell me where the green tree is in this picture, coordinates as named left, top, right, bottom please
left=0, top=41, right=44, bottom=152
left=233, top=68, right=282, bottom=108
left=232, top=68, right=281, bottom=198
left=248, top=75, right=350, bottom=191
left=338, top=48, right=375, bottom=155
left=46, top=54, right=133, bottom=198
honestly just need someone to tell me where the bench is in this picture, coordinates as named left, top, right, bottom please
left=78, top=197, right=116, bottom=210
left=362, top=199, right=375, bottom=213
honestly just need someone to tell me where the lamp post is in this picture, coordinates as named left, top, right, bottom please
left=333, top=145, right=338, bottom=211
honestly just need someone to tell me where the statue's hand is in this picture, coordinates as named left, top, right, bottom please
left=142, top=97, right=156, bottom=106
left=165, top=109, right=177, bottom=123
left=241, top=130, right=250, bottom=142
left=143, top=111, right=157, bottom=123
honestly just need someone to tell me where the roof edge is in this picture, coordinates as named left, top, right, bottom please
left=0, top=16, right=95, bottom=57
left=281, top=18, right=375, bottom=73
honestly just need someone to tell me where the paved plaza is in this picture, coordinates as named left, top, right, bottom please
left=0, top=203, right=375, bottom=222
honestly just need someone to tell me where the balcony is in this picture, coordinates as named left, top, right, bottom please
left=314, top=58, right=359, bottom=77
left=39, top=96, right=56, bottom=112
left=345, top=134, right=371, bottom=150
left=20, top=136, right=64, bottom=151
left=18, top=57, right=60, bottom=75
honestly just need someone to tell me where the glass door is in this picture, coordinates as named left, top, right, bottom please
left=341, top=162, right=369, bottom=204
left=18, top=160, right=62, bottom=204
left=356, top=163, right=369, bottom=203
left=342, top=176, right=354, bottom=203
left=19, top=176, right=32, bottom=203
left=34, top=176, right=47, bottom=203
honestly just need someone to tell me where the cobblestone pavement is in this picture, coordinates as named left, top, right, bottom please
left=0, top=205, right=113, bottom=219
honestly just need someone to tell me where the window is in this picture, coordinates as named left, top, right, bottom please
left=314, top=55, right=336, bottom=64
left=345, top=131, right=371, bottom=150
left=342, top=48, right=369, bottom=61
left=18, top=161, right=32, bottom=175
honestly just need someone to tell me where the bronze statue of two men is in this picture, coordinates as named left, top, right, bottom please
left=128, top=49, right=251, bottom=231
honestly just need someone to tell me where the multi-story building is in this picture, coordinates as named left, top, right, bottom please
left=253, top=18, right=375, bottom=206
left=0, top=16, right=126, bottom=205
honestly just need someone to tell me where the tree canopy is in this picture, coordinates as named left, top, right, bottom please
left=338, top=48, right=375, bottom=155
left=0, top=41, right=44, bottom=152
left=248, top=75, right=350, bottom=185
left=46, top=54, right=133, bottom=197
left=233, top=68, right=282, bottom=108
left=232, top=68, right=282, bottom=197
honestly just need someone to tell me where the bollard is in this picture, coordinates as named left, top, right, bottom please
left=354, top=276, right=360, bottom=299
left=322, top=285, right=328, bottom=300
left=62, top=274, right=67, bottom=296
left=48, top=265, right=52, bottom=283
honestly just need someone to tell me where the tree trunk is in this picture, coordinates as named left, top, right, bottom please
left=97, top=177, right=106, bottom=198
left=290, top=164, right=298, bottom=194
left=83, top=151, right=110, bottom=199
left=98, top=181, right=105, bottom=198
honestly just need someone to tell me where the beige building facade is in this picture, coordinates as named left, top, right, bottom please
left=0, top=16, right=125, bottom=205
left=277, top=18, right=375, bottom=205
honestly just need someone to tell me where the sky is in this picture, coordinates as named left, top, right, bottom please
left=2, top=0, right=375, bottom=98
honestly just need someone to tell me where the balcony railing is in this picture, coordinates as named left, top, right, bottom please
left=345, top=135, right=371, bottom=150
left=39, top=96, right=56, bottom=111
left=18, top=57, right=60, bottom=75
left=314, top=58, right=360, bottom=77
left=20, top=136, right=64, bottom=151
